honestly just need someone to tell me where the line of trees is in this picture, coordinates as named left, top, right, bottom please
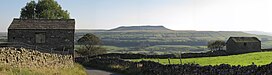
left=208, top=40, right=226, bottom=51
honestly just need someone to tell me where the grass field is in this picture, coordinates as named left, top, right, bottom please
left=0, top=63, right=87, bottom=75
left=131, top=51, right=272, bottom=66
left=145, top=45, right=208, bottom=53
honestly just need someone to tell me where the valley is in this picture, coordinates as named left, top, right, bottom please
left=74, top=26, right=272, bottom=54
left=1, top=26, right=272, bottom=54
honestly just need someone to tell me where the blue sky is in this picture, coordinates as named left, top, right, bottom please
left=1, top=0, right=272, bottom=32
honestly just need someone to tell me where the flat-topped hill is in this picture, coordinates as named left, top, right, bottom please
left=110, top=26, right=171, bottom=31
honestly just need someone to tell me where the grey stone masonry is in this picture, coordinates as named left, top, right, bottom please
left=226, top=37, right=261, bottom=54
left=0, top=47, right=73, bottom=68
left=7, top=18, right=75, bottom=54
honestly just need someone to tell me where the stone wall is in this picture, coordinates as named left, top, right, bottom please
left=0, top=47, right=73, bottom=68
left=85, top=58, right=272, bottom=75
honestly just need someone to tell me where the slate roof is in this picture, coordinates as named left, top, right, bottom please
left=8, top=18, right=75, bottom=29
left=228, top=37, right=260, bottom=42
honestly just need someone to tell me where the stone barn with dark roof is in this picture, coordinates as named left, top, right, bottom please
left=226, top=37, right=261, bottom=54
left=8, top=18, right=75, bottom=54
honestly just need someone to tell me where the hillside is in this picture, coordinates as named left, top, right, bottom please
left=244, top=31, right=272, bottom=36
left=109, top=26, right=171, bottom=31
left=0, top=32, right=7, bottom=42
left=75, top=28, right=272, bottom=54
left=132, top=51, right=272, bottom=66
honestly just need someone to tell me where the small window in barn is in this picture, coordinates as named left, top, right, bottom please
left=244, top=43, right=247, bottom=47
left=35, top=32, right=46, bottom=43
left=13, top=37, right=15, bottom=39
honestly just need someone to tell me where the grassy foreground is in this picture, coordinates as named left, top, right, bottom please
left=131, top=51, right=272, bottom=66
left=0, top=63, right=87, bottom=75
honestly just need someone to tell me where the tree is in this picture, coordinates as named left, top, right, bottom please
left=208, top=40, right=226, bottom=51
left=20, top=1, right=36, bottom=19
left=77, top=34, right=106, bottom=57
left=20, top=0, right=70, bottom=19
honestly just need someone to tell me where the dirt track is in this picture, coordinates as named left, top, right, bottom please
left=85, top=67, right=123, bottom=75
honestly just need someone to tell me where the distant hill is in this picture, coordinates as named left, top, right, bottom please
left=75, top=29, right=107, bottom=33
left=109, top=26, right=171, bottom=31
left=243, top=31, right=272, bottom=36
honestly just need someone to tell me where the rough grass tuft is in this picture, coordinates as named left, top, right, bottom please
left=0, top=63, right=87, bottom=75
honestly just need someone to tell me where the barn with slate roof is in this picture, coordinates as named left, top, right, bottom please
left=226, top=37, right=261, bottom=54
left=8, top=18, right=75, bottom=54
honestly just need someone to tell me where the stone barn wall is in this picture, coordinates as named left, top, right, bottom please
left=8, top=29, right=74, bottom=54
left=226, top=37, right=261, bottom=54
left=7, top=19, right=75, bottom=55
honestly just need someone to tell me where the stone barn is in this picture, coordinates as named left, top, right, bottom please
left=226, top=37, right=261, bottom=54
left=8, top=18, right=75, bottom=54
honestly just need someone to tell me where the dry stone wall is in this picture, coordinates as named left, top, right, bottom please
left=0, top=47, right=73, bottom=68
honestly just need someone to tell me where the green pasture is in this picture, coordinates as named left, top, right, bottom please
left=130, top=51, right=272, bottom=66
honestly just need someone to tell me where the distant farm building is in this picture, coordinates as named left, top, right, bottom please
left=226, top=37, right=261, bottom=54
left=7, top=18, right=75, bottom=54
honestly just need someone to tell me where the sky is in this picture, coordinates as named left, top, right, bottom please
left=1, top=0, right=272, bottom=32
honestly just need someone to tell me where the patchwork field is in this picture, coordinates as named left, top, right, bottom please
left=75, top=29, right=272, bottom=54
left=75, top=45, right=208, bottom=55
left=131, top=51, right=272, bottom=66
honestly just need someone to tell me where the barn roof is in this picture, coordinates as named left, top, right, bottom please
left=228, top=37, right=260, bottom=42
left=8, top=18, right=75, bottom=29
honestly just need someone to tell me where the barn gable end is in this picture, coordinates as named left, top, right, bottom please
left=7, top=18, right=75, bottom=54
left=226, top=37, right=261, bottom=54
